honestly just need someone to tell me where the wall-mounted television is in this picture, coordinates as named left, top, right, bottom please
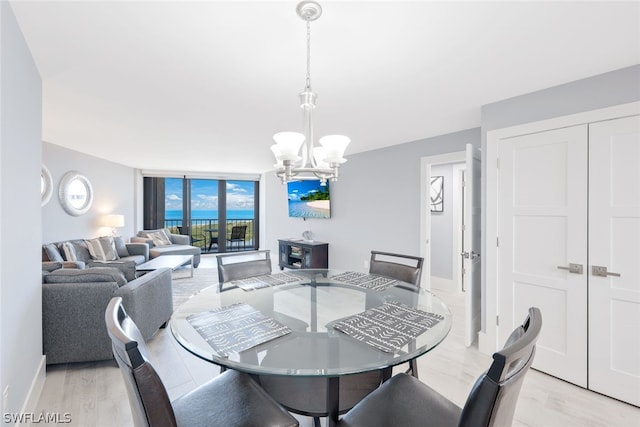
left=287, top=180, right=331, bottom=219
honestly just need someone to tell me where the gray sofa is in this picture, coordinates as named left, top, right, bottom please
left=132, top=228, right=201, bottom=267
left=42, top=237, right=149, bottom=271
left=42, top=267, right=173, bottom=365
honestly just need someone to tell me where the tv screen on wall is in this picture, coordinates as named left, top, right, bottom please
left=287, top=180, right=331, bottom=219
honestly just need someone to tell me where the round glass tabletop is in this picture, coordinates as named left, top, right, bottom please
left=170, top=269, right=452, bottom=377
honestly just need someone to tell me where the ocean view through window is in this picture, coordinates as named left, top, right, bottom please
left=143, top=177, right=259, bottom=252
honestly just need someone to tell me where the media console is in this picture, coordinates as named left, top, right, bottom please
left=278, top=239, right=328, bottom=270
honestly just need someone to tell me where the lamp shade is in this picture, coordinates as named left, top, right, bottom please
left=273, top=132, right=305, bottom=161
left=319, top=135, right=350, bottom=163
left=104, top=214, right=125, bottom=228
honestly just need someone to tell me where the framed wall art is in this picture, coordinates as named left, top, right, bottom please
left=430, top=175, right=444, bottom=212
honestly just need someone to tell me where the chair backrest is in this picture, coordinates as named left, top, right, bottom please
left=369, top=251, right=424, bottom=287
left=458, top=307, right=542, bottom=427
left=229, top=225, right=247, bottom=240
left=105, top=297, right=178, bottom=427
left=217, top=250, right=272, bottom=284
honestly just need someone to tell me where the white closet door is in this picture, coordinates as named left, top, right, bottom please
left=588, top=115, right=640, bottom=406
left=498, top=125, right=588, bottom=387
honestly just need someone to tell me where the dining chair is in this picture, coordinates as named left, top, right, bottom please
left=369, top=250, right=425, bottom=377
left=337, top=307, right=542, bottom=427
left=369, top=250, right=424, bottom=288
left=227, top=225, right=248, bottom=251
left=105, top=297, right=299, bottom=427
left=217, top=249, right=272, bottom=285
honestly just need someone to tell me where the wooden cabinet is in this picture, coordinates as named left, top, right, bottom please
left=278, top=239, right=328, bottom=270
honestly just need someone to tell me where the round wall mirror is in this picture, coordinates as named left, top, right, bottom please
left=41, top=164, right=53, bottom=206
left=58, top=171, right=94, bottom=216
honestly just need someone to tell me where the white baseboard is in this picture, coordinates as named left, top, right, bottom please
left=16, top=356, right=46, bottom=427
left=430, top=276, right=456, bottom=292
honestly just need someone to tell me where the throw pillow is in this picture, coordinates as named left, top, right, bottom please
left=69, top=241, right=92, bottom=263
left=113, top=236, right=130, bottom=258
left=43, top=243, right=64, bottom=262
left=44, top=267, right=127, bottom=287
left=85, top=237, right=119, bottom=261
left=148, top=231, right=172, bottom=247
left=61, top=242, right=78, bottom=261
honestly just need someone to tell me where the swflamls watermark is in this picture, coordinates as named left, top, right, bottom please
left=3, top=412, right=72, bottom=424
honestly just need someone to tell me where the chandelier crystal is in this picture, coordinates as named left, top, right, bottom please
left=271, top=1, right=350, bottom=185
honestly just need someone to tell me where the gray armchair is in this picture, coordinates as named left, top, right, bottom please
left=133, top=228, right=201, bottom=267
left=42, top=267, right=173, bottom=365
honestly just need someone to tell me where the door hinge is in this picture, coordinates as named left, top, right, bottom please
left=496, top=237, right=499, bottom=247
left=497, top=158, right=500, bottom=169
left=496, top=315, right=499, bottom=326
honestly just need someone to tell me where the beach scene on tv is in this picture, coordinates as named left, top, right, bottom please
left=287, top=180, right=331, bottom=219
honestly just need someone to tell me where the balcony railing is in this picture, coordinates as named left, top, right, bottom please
left=163, top=218, right=255, bottom=253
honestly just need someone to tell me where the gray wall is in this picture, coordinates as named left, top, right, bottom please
left=264, top=128, right=480, bottom=272
left=430, top=164, right=453, bottom=279
left=1, top=1, right=43, bottom=415
left=42, top=142, right=139, bottom=243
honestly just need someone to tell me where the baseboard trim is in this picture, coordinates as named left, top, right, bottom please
left=15, top=356, right=46, bottom=427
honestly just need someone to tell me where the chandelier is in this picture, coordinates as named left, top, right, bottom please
left=271, top=1, right=350, bottom=185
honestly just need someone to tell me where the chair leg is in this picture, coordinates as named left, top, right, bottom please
left=407, top=359, right=419, bottom=378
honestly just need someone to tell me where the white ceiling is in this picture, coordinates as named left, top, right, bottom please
left=10, top=1, right=640, bottom=175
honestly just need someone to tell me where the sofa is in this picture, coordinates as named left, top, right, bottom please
left=132, top=228, right=201, bottom=268
left=42, top=236, right=149, bottom=275
left=42, top=266, right=173, bottom=364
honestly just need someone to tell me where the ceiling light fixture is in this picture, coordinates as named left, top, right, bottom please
left=271, top=1, right=350, bottom=185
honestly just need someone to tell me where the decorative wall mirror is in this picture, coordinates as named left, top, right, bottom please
left=58, top=171, right=93, bottom=216
left=41, top=164, right=53, bottom=206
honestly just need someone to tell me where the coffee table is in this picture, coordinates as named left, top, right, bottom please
left=136, top=254, right=194, bottom=279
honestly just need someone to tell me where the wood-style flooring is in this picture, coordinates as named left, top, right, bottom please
left=31, top=256, right=640, bottom=426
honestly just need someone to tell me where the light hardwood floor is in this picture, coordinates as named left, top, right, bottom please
left=32, top=258, right=640, bottom=426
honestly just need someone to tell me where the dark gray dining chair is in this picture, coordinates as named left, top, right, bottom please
left=217, top=249, right=272, bottom=285
left=369, top=250, right=425, bottom=377
left=105, top=297, right=299, bottom=427
left=369, top=250, right=424, bottom=288
left=337, top=307, right=542, bottom=427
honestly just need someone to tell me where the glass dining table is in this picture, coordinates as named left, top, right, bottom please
left=170, top=269, right=452, bottom=426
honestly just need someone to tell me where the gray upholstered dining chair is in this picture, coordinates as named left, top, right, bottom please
left=337, top=307, right=542, bottom=427
left=217, top=249, right=272, bottom=285
left=369, top=250, right=425, bottom=377
left=369, top=250, right=425, bottom=288
left=105, top=297, right=299, bottom=427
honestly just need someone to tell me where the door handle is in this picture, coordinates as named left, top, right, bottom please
left=557, top=263, right=583, bottom=274
left=461, top=251, right=480, bottom=260
left=592, top=265, right=621, bottom=278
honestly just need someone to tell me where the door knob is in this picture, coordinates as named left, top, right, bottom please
left=592, top=265, right=621, bottom=278
left=557, top=263, right=583, bottom=274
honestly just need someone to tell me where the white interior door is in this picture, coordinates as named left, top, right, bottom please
left=588, top=115, right=640, bottom=406
left=463, top=144, right=481, bottom=347
left=498, top=125, right=588, bottom=387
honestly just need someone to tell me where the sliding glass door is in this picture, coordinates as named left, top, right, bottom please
left=145, top=176, right=258, bottom=253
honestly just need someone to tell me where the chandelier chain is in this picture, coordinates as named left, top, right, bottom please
left=305, top=18, right=312, bottom=91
